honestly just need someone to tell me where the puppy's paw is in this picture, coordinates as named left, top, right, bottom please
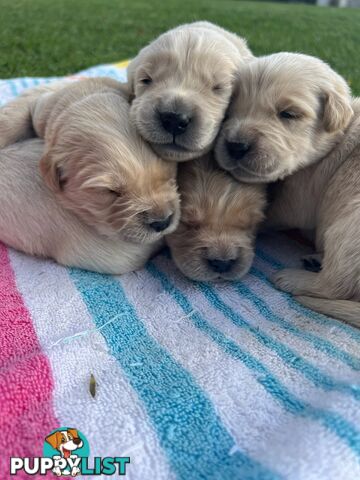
left=302, top=253, right=322, bottom=272
left=272, top=269, right=301, bottom=294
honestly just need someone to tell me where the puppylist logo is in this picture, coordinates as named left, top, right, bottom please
left=10, top=427, right=130, bottom=476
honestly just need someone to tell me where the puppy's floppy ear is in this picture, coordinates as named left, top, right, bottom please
left=45, top=431, right=61, bottom=450
left=235, top=185, right=266, bottom=231
left=240, top=200, right=266, bottom=231
left=322, top=80, right=353, bottom=133
left=39, top=148, right=67, bottom=193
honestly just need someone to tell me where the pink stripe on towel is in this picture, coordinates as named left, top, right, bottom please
left=0, top=243, right=59, bottom=478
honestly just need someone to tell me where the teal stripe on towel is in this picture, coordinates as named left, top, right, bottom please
left=69, top=267, right=279, bottom=480
left=256, top=247, right=360, bottom=343
left=197, top=279, right=360, bottom=399
left=8, top=80, right=18, bottom=97
left=160, top=248, right=359, bottom=371
left=147, top=262, right=360, bottom=458
left=247, top=266, right=360, bottom=371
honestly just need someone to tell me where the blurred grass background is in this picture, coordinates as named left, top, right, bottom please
left=0, top=0, right=359, bottom=94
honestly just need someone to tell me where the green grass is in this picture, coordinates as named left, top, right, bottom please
left=0, top=0, right=359, bottom=94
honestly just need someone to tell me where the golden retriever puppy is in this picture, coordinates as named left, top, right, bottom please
left=0, top=140, right=161, bottom=274
left=215, top=52, right=360, bottom=327
left=215, top=53, right=353, bottom=183
left=127, top=21, right=254, bottom=162
left=0, top=78, right=180, bottom=245
left=166, top=154, right=266, bottom=281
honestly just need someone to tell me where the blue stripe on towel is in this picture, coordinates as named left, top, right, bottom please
left=19, top=78, right=28, bottom=89
left=160, top=248, right=359, bottom=371
left=247, top=266, right=360, bottom=370
left=69, top=267, right=279, bottom=480
left=147, top=262, right=360, bottom=457
left=8, top=79, right=18, bottom=97
left=256, top=246, right=360, bottom=342
left=198, top=279, right=360, bottom=399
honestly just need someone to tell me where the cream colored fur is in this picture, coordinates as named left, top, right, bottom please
left=0, top=78, right=180, bottom=246
left=166, top=154, right=266, bottom=281
left=215, top=52, right=359, bottom=327
left=270, top=101, right=360, bottom=328
left=0, top=140, right=160, bottom=273
left=128, top=21, right=254, bottom=162
left=215, top=52, right=353, bottom=183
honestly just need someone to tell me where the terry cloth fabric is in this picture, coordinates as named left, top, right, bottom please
left=0, top=62, right=359, bottom=480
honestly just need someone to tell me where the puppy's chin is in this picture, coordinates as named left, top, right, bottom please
left=170, top=250, right=254, bottom=282
left=151, top=142, right=211, bottom=162
left=98, top=228, right=160, bottom=245
left=119, top=218, right=180, bottom=245
left=221, top=165, right=282, bottom=184
left=121, top=229, right=165, bottom=245
left=87, top=216, right=179, bottom=245
left=215, top=146, right=288, bottom=184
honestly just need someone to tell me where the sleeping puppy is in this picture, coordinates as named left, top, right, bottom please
left=215, top=52, right=360, bottom=327
left=127, top=21, right=253, bottom=162
left=0, top=78, right=180, bottom=246
left=166, top=154, right=266, bottom=281
left=0, top=140, right=162, bottom=274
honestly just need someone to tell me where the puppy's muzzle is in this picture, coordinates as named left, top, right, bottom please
left=226, top=141, right=252, bottom=161
left=207, top=258, right=237, bottom=274
left=159, top=111, right=191, bottom=136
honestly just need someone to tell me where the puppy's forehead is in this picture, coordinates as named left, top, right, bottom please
left=181, top=166, right=255, bottom=225
left=143, top=48, right=236, bottom=85
left=233, top=60, right=320, bottom=114
left=142, top=30, right=240, bottom=81
left=162, top=27, right=240, bottom=59
left=237, top=54, right=328, bottom=100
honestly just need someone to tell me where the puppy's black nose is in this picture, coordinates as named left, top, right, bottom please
left=159, top=112, right=190, bottom=136
left=207, top=258, right=236, bottom=274
left=226, top=141, right=251, bottom=161
left=73, top=437, right=81, bottom=445
left=148, top=214, right=173, bottom=233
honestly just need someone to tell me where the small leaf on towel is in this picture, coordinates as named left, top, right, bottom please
left=89, top=373, right=96, bottom=398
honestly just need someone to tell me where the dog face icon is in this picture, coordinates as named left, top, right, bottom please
left=45, top=428, right=83, bottom=458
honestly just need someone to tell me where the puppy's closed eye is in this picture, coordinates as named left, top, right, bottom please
left=212, top=82, right=232, bottom=95
left=140, top=76, right=152, bottom=86
left=107, top=188, right=123, bottom=197
left=56, top=166, right=67, bottom=191
left=213, top=84, right=224, bottom=93
left=278, top=110, right=301, bottom=120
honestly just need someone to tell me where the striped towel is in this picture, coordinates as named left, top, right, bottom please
left=0, top=63, right=359, bottom=480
